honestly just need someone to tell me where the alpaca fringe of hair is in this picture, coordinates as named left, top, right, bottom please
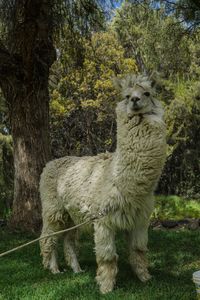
left=0, top=212, right=105, bottom=258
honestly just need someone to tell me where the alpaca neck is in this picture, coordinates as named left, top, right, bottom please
left=111, top=110, right=166, bottom=199
left=114, top=107, right=165, bottom=162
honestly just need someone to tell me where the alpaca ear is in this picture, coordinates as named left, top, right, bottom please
left=149, top=71, right=161, bottom=88
left=112, top=77, right=124, bottom=90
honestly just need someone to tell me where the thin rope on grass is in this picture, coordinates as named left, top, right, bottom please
left=0, top=217, right=95, bottom=258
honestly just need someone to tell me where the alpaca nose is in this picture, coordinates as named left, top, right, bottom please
left=131, top=97, right=140, bottom=103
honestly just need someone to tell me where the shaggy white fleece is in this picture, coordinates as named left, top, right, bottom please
left=39, top=74, right=167, bottom=294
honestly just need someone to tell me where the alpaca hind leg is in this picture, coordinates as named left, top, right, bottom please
left=63, top=229, right=83, bottom=273
left=128, top=220, right=151, bottom=282
left=94, top=223, right=118, bottom=294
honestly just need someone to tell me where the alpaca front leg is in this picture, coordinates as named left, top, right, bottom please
left=128, top=222, right=151, bottom=282
left=94, top=222, right=118, bottom=294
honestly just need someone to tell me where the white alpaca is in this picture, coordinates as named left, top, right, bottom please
left=39, top=74, right=166, bottom=294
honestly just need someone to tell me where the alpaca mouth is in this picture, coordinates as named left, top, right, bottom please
left=133, top=107, right=141, bottom=111
left=128, top=107, right=142, bottom=119
left=128, top=110, right=155, bottom=120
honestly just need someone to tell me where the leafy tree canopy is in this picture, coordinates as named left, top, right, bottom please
left=112, top=1, right=191, bottom=75
left=50, top=30, right=137, bottom=157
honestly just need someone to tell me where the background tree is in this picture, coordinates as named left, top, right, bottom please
left=159, top=78, right=200, bottom=197
left=0, top=1, right=56, bottom=232
left=162, top=0, right=200, bottom=30
left=0, top=0, right=105, bottom=232
left=50, top=30, right=137, bottom=157
left=112, top=1, right=191, bottom=75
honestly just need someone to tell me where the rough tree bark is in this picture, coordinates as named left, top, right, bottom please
left=0, top=0, right=56, bottom=231
left=10, top=86, right=51, bottom=232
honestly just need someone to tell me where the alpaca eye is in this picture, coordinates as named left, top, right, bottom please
left=126, top=95, right=130, bottom=99
left=144, top=92, right=150, bottom=97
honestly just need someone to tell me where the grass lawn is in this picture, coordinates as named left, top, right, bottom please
left=0, top=228, right=200, bottom=300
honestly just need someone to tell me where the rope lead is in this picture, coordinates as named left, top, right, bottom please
left=0, top=214, right=103, bottom=258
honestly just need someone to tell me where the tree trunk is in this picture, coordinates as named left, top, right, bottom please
left=0, top=0, right=56, bottom=232
left=9, top=86, right=51, bottom=232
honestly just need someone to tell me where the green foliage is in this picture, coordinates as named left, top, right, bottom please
left=50, top=31, right=137, bottom=157
left=112, top=2, right=191, bottom=75
left=164, top=78, right=200, bottom=155
left=0, top=133, right=13, bottom=219
left=158, top=77, right=200, bottom=196
left=153, top=195, right=200, bottom=220
left=189, top=29, right=200, bottom=77
left=0, top=92, right=10, bottom=135
left=0, top=228, right=199, bottom=299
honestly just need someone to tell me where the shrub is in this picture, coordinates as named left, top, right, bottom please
left=153, top=195, right=200, bottom=220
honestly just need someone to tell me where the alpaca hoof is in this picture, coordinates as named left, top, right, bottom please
left=97, top=277, right=115, bottom=294
left=72, top=265, right=84, bottom=274
left=74, top=268, right=84, bottom=274
left=138, top=271, right=152, bottom=283
left=99, top=284, right=114, bottom=294
left=51, top=268, right=61, bottom=274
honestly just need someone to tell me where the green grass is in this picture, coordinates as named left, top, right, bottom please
left=0, top=228, right=200, bottom=300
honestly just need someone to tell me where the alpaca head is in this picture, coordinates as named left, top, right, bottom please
left=113, top=74, right=157, bottom=118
